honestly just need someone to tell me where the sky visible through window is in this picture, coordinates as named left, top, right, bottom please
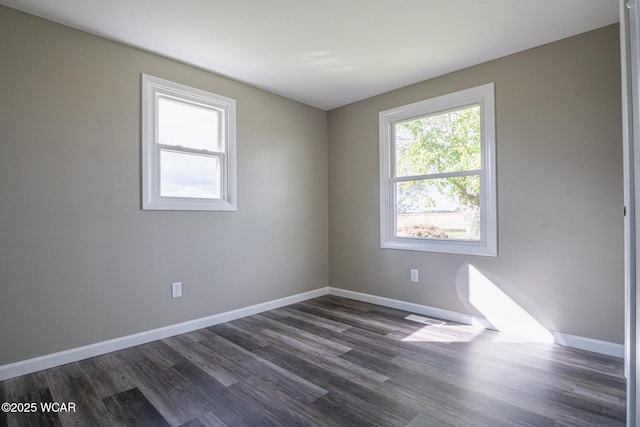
left=157, top=97, right=222, bottom=199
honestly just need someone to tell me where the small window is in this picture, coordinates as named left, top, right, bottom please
left=379, top=83, right=496, bottom=256
left=142, top=74, right=237, bottom=211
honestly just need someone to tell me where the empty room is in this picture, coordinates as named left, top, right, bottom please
left=1, top=0, right=637, bottom=426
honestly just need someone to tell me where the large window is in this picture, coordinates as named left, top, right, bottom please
left=142, top=74, right=237, bottom=211
left=379, top=83, right=496, bottom=256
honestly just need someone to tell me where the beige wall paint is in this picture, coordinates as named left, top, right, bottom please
left=328, top=24, right=624, bottom=343
left=0, top=6, right=328, bottom=365
left=0, top=4, right=624, bottom=366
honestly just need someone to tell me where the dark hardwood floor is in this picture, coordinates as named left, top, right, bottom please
left=1, top=295, right=626, bottom=426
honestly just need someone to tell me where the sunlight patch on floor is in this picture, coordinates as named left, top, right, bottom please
left=401, top=323, right=483, bottom=343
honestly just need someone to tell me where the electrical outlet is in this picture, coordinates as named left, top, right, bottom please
left=410, top=269, right=419, bottom=283
left=171, top=282, right=182, bottom=298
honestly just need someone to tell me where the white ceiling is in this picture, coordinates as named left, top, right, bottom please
left=0, top=0, right=619, bottom=110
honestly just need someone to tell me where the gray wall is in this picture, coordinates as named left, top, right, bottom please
left=0, top=4, right=624, bottom=366
left=328, top=24, right=624, bottom=344
left=0, top=6, right=328, bottom=365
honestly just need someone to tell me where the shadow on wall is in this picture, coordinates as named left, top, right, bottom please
left=456, top=264, right=555, bottom=343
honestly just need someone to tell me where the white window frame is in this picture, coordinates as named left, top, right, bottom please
left=379, top=83, right=497, bottom=256
left=141, top=74, right=237, bottom=211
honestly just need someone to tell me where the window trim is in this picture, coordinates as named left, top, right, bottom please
left=379, top=83, right=497, bottom=256
left=141, top=74, right=237, bottom=211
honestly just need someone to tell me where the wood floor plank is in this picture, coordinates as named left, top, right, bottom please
left=381, top=325, right=625, bottom=407
left=177, top=411, right=227, bottom=427
left=389, top=346, right=625, bottom=426
left=254, top=344, right=418, bottom=425
left=408, top=410, right=499, bottom=427
left=228, top=376, right=343, bottom=427
left=163, top=333, right=249, bottom=387
left=271, top=306, right=351, bottom=332
left=314, top=295, right=376, bottom=313
left=7, top=387, right=62, bottom=427
left=76, top=356, right=134, bottom=400
left=304, top=398, right=374, bottom=426
left=301, top=299, right=403, bottom=332
left=241, top=313, right=353, bottom=355
left=43, top=363, right=108, bottom=427
left=317, top=391, right=414, bottom=427
left=3, top=371, right=50, bottom=403
left=405, top=337, right=626, bottom=414
left=260, top=330, right=391, bottom=387
left=341, top=346, right=557, bottom=427
left=135, top=340, right=190, bottom=368
left=205, top=322, right=265, bottom=352
left=292, top=302, right=394, bottom=335
left=197, top=330, right=328, bottom=403
left=1, top=296, right=627, bottom=426
left=280, top=316, right=402, bottom=358
left=102, top=387, right=171, bottom=427
left=108, top=346, right=207, bottom=425
left=170, top=361, right=276, bottom=427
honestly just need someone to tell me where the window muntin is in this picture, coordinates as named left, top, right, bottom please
left=395, top=175, right=481, bottom=241
left=159, top=150, right=220, bottom=199
left=379, top=83, right=496, bottom=256
left=142, top=74, right=236, bottom=211
left=157, top=96, right=220, bottom=151
left=394, top=105, right=481, bottom=177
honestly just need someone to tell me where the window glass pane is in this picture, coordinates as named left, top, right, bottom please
left=160, top=150, right=220, bottom=199
left=396, top=175, right=480, bottom=240
left=158, top=97, right=220, bottom=151
left=395, top=105, right=480, bottom=177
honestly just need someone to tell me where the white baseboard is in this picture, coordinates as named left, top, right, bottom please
left=0, top=285, right=623, bottom=381
left=0, top=287, right=329, bottom=381
left=328, top=287, right=624, bottom=358
left=328, top=288, right=494, bottom=329
left=551, top=331, right=624, bottom=358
